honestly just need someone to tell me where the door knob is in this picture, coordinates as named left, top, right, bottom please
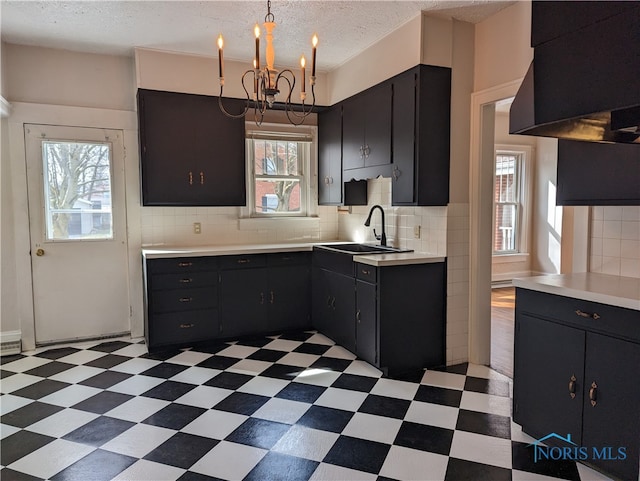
left=35, top=248, right=45, bottom=256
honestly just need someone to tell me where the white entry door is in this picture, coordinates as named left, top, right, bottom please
left=25, top=124, right=130, bottom=344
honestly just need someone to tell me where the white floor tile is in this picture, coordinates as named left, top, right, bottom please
left=305, top=333, right=335, bottom=346
left=216, top=344, right=259, bottom=359
left=341, top=412, right=402, bottom=444
left=421, top=370, right=466, bottom=390
left=227, top=358, right=273, bottom=375
left=8, top=438, right=95, bottom=479
left=57, top=350, right=108, bottom=365
left=48, top=365, right=105, bottom=384
left=309, top=462, right=377, bottom=481
left=1, top=356, right=51, bottom=373
left=110, top=357, right=161, bottom=375
left=111, top=343, right=149, bottom=358
left=26, top=408, right=99, bottom=438
left=114, top=459, right=185, bottom=481
left=263, top=339, right=303, bottom=352
left=313, top=387, right=368, bottom=412
left=404, top=401, right=459, bottom=430
left=276, top=352, right=320, bottom=367
left=0, top=423, right=21, bottom=439
left=101, top=423, right=175, bottom=458
left=39, top=384, right=103, bottom=407
left=576, top=462, right=616, bottom=481
left=107, top=374, right=165, bottom=395
left=379, top=445, right=449, bottom=481
left=460, top=390, right=512, bottom=417
left=251, top=397, right=312, bottom=424
left=165, top=350, right=213, bottom=366
left=272, top=425, right=339, bottom=462
left=293, top=368, right=342, bottom=387
left=371, top=378, right=419, bottom=400
left=181, top=409, right=248, bottom=440
left=449, top=430, right=513, bottom=469
left=237, top=376, right=289, bottom=397
left=104, top=396, right=170, bottom=423
left=190, top=440, right=266, bottom=479
left=510, top=421, right=538, bottom=444
left=174, top=385, right=232, bottom=409
left=467, top=363, right=512, bottom=382
left=169, top=366, right=220, bottom=385
left=0, top=373, right=42, bottom=394
left=342, top=360, right=383, bottom=377
left=0, top=394, right=34, bottom=415
left=322, top=345, right=358, bottom=360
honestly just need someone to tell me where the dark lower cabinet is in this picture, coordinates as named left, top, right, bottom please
left=514, top=288, right=640, bottom=481
left=267, top=262, right=311, bottom=332
left=220, top=266, right=269, bottom=338
left=355, top=279, right=377, bottom=366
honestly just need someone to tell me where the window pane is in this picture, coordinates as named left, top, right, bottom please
left=42, top=141, right=113, bottom=240
left=495, top=154, right=517, bottom=203
left=254, top=140, right=300, bottom=176
left=494, top=204, right=517, bottom=252
left=255, top=179, right=301, bottom=213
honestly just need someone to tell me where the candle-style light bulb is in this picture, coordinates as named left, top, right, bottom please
left=311, top=34, right=318, bottom=78
left=300, top=55, right=306, bottom=94
left=254, top=24, right=260, bottom=70
left=217, top=34, right=224, bottom=78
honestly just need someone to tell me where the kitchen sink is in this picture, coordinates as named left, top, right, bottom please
left=315, top=243, right=413, bottom=255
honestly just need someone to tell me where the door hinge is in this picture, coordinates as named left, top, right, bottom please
left=129, top=306, right=133, bottom=318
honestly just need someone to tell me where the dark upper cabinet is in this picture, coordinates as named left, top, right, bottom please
left=556, top=140, right=640, bottom=205
left=342, top=81, right=393, bottom=173
left=392, top=65, right=451, bottom=206
left=137, top=89, right=246, bottom=206
left=317, top=104, right=343, bottom=205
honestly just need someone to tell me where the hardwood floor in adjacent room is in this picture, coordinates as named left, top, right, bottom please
left=491, top=286, right=515, bottom=378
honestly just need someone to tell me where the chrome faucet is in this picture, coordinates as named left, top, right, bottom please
left=364, top=204, right=387, bottom=246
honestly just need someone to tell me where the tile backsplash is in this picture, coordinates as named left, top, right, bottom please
left=590, top=206, right=640, bottom=279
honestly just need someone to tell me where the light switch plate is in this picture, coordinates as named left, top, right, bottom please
left=414, top=225, right=421, bottom=239
left=193, top=222, right=201, bottom=234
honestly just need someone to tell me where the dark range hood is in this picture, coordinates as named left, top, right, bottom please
left=510, top=1, right=640, bottom=144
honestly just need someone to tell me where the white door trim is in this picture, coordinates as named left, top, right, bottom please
left=7, top=102, right=142, bottom=351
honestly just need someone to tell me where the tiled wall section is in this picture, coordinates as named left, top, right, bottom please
left=590, top=206, right=640, bottom=279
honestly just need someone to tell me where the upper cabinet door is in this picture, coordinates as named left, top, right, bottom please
left=138, top=89, right=246, bottom=206
left=391, top=69, right=417, bottom=204
left=318, top=104, right=343, bottom=205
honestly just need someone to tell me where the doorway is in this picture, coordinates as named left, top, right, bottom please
left=25, top=124, right=130, bottom=344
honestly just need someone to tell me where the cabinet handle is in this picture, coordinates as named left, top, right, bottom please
left=237, top=258, right=250, bottom=264
left=260, top=292, right=265, bottom=304
left=331, top=296, right=336, bottom=309
left=200, top=171, right=204, bottom=185
left=589, top=381, right=598, bottom=407
left=270, top=291, right=275, bottom=304
left=359, top=146, right=364, bottom=158
left=392, top=166, right=401, bottom=181
left=324, top=176, right=330, bottom=185
left=364, top=145, right=370, bottom=158
left=179, top=323, right=195, bottom=329
left=188, top=171, right=193, bottom=185
left=179, top=297, right=193, bottom=302
left=178, top=261, right=193, bottom=267
left=326, top=295, right=332, bottom=307
left=178, top=278, right=193, bottom=284
left=361, top=268, right=371, bottom=276
left=329, top=176, right=334, bottom=184
left=575, top=309, right=600, bottom=320
left=568, top=374, right=577, bottom=399
left=356, top=309, right=361, bottom=323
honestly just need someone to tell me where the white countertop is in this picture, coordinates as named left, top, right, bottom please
left=142, top=242, right=445, bottom=266
left=513, top=273, right=640, bottom=311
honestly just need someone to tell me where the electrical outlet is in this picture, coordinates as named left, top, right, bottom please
left=414, top=225, right=421, bottom=239
left=193, top=222, right=201, bottom=234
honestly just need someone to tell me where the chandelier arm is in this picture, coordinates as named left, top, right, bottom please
left=218, top=70, right=257, bottom=119
left=276, top=69, right=315, bottom=124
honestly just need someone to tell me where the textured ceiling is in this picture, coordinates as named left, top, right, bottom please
left=1, top=1, right=514, bottom=71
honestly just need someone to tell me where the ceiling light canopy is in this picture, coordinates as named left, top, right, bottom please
left=217, top=0, right=318, bottom=126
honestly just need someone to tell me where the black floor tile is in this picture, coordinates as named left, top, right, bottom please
left=204, top=371, right=253, bottom=390
left=309, top=357, right=353, bottom=373
left=35, top=347, right=81, bottom=360
left=1, top=401, right=63, bottom=428
left=79, top=370, right=132, bottom=389
left=444, top=457, right=512, bottom=481
left=213, top=392, right=270, bottom=416
left=358, top=394, right=410, bottom=419
left=0, top=369, right=16, bottom=379
left=258, top=363, right=304, bottom=380
left=323, top=435, right=391, bottom=474
left=393, top=421, right=454, bottom=455
left=275, top=383, right=326, bottom=404
left=196, top=355, right=241, bottom=370
left=141, top=380, right=196, bottom=401
left=511, top=440, right=581, bottom=481
left=293, top=343, right=331, bottom=356
left=277, top=331, right=315, bottom=342
left=22, top=361, right=74, bottom=378
left=140, top=362, right=189, bottom=379
left=177, top=472, right=226, bottom=481
left=456, top=409, right=511, bottom=439
left=84, top=354, right=130, bottom=369
left=50, top=448, right=137, bottom=481
left=188, top=342, right=228, bottom=356
left=62, top=416, right=135, bottom=447
left=71, top=391, right=133, bottom=414
left=144, top=432, right=218, bottom=469
left=0, top=430, right=55, bottom=465
left=434, top=363, right=469, bottom=375
left=0, top=468, right=44, bottom=481
left=225, top=417, right=290, bottom=449
left=244, top=451, right=319, bottom=481
left=331, top=373, right=378, bottom=392
left=141, top=403, right=206, bottom=430
left=233, top=336, right=273, bottom=348
left=414, top=384, right=463, bottom=408
left=11, top=379, right=70, bottom=399
left=89, top=341, right=132, bottom=353
left=140, top=348, right=184, bottom=361
left=0, top=353, right=26, bottom=365
left=464, top=376, right=510, bottom=397
left=296, top=405, right=353, bottom=433
left=247, top=349, right=288, bottom=363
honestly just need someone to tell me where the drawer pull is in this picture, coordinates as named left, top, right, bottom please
left=575, top=309, right=600, bottom=320
left=260, top=292, right=265, bottom=304
left=361, top=269, right=371, bottom=276
left=179, top=297, right=193, bottom=302
left=188, top=171, right=193, bottom=185
left=270, top=291, right=275, bottom=304
left=178, top=278, right=193, bottom=284
left=356, top=309, right=361, bottom=323
left=237, top=259, right=250, bottom=264
left=179, top=323, right=195, bottom=329
left=568, top=374, right=576, bottom=399
left=589, top=381, right=598, bottom=407
left=178, top=261, right=193, bottom=267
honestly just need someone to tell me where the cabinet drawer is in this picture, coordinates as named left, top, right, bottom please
left=219, top=254, right=267, bottom=269
left=150, top=271, right=217, bottom=291
left=150, top=287, right=217, bottom=313
left=268, top=251, right=310, bottom=266
left=149, top=309, right=218, bottom=346
left=147, top=256, right=218, bottom=274
left=356, top=264, right=377, bottom=283
left=516, top=288, right=640, bottom=343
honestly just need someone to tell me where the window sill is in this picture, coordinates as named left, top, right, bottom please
left=238, top=216, right=320, bottom=231
left=492, top=253, right=529, bottom=264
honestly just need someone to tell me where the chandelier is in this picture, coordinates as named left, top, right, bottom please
left=217, top=0, right=318, bottom=126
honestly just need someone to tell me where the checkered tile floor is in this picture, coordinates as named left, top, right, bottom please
left=1, top=331, right=611, bottom=481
